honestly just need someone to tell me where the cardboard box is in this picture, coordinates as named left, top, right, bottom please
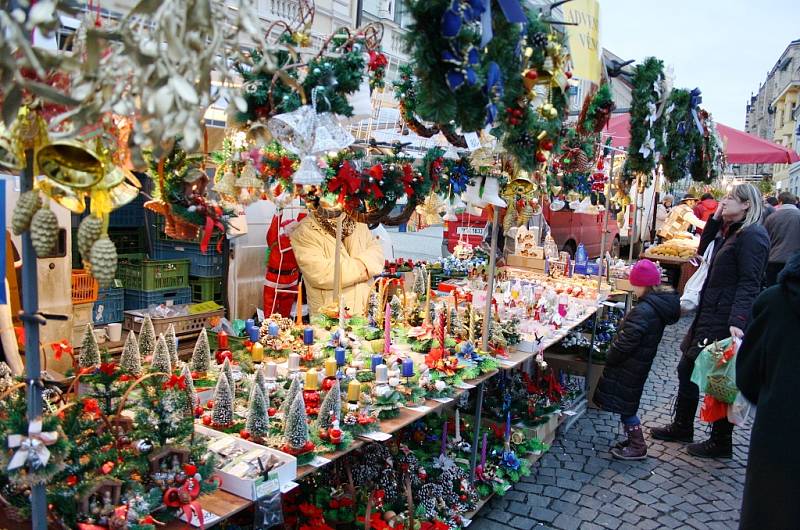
left=195, top=424, right=297, bottom=499
left=544, top=351, right=604, bottom=408
left=506, top=255, right=546, bottom=271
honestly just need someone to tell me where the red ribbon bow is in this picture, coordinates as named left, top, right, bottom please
left=200, top=205, right=226, bottom=254
left=82, top=398, right=101, bottom=418
left=163, top=374, right=188, bottom=391
left=364, top=164, right=384, bottom=198
left=164, top=478, right=204, bottom=530
left=50, top=341, right=73, bottom=361
left=401, top=164, right=416, bottom=197
left=278, top=156, right=295, bottom=179
left=368, top=50, right=388, bottom=70
left=328, top=161, right=362, bottom=208
left=99, top=362, right=117, bottom=376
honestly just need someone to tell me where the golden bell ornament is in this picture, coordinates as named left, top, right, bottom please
left=36, top=176, right=87, bottom=214
left=36, top=140, right=104, bottom=190
left=104, top=179, right=141, bottom=210
left=0, top=124, right=20, bottom=171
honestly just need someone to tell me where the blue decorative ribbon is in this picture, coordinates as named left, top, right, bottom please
left=689, top=88, right=704, bottom=134
left=484, top=61, right=504, bottom=125
left=443, top=45, right=480, bottom=91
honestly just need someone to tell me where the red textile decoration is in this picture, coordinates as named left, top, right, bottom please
left=164, top=478, right=204, bottom=530
left=700, top=395, right=728, bottom=423
left=50, top=341, right=74, bottom=361
left=364, top=165, right=385, bottom=198
left=99, top=362, right=117, bottom=376
left=163, top=374, right=188, bottom=391
left=401, top=164, right=416, bottom=197
left=82, top=399, right=101, bottom=418
left=368, top=50, right=388, bottom=71
left=328, top=161, right=362, bottom=208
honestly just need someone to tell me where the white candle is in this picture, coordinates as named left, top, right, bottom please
left=265, top=361, right=277, bottom=380
left=288, top=353, right=300, bottom=371
left=375, top=364, right=388, bottom=384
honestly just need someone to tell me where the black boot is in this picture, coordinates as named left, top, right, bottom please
left=687, top=419, right=733, bottom=458
left=651, top=395, right=697, bottom=443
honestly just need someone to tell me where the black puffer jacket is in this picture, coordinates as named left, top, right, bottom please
left=594, top=290, right=681, bottom=417
left=680, top=217, right=770, bottom=359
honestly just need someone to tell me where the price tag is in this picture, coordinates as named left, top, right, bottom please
left=180, top=509, right=221, bottom=527
left=562, top=410, right=578, bottom=416
left=359, top=431, right=393, bottom=442
left=455, top=382, right=476, bottom=390
left=464, top=132, right=481, bottom=151
left=463, top=518, right=473, bottom=527
left=404, top=404, right=432, bottom=413
left=308, top=455, right=332, bottom=468
left=498, top=359, right=517, bottom=368
left=431, top=397, right=454, bottom=404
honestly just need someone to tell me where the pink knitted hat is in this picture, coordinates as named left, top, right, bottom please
left=629, top=259, right=661, bottom=287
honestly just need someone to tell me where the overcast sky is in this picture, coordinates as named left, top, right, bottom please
left=599, top=0, right=799, bottom=129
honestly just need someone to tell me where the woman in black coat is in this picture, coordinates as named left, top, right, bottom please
left=736, top=252, right=800, bottom=529
left=652, top=183, right=769, bottom=458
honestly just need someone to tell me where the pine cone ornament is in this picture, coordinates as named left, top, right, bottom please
left=530, top=32, right=548, bottom=49
left=89, top=236, right=118, bottom=288
left=11, top=191, right=42, bottom=235
left=29, top=205, right=59, bottom=257
left=77, top=215, right=103, bottom=267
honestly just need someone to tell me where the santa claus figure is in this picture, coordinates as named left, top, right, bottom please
left=263, top=213, right=305, bottom=317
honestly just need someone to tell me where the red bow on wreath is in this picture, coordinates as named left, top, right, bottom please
left=328, top=161, right=362, bottom=209
left=401, top=164, right=416, bottom=197
left=164, top=477, right=204, bottom=530
left=50, top=341, right=74, bottom=361
left=163, top=374, right=188, bottom=391
left=364, top=164, right=384, bottom=199
left=200, top=203, right=226, bottom=255
left=278, top=156, right=295, bottom=179
left=368, top=50, right=388, bottom=71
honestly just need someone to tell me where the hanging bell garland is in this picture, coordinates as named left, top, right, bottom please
left=29, top=202, right=59, bottom=258
left=11, top=190, right=42, bottom=236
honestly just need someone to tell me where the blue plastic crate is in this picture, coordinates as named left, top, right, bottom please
left=152, top=242, right=224, bottom=278
left=124, top=287, right=192, bottom=310
left=108, top=194, right=147, bottom=227
left=92, top=287, right=124, bottom=325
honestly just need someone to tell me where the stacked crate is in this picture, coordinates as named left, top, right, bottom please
left=118, top=256, right=191, bottom=310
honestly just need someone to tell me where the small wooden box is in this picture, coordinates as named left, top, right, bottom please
left=506, top=255, right=546, bottom=271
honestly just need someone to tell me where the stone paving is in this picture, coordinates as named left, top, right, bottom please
left=472, top=316, right=750, bottom=530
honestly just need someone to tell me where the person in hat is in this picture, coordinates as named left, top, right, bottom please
left=593, top=259, right=680, bottom=460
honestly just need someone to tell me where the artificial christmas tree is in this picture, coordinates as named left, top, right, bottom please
left=150, top=334, right=173, bottom=374
left=245, top=383, right=270, bottom=441
left=191, top=328, right=212, bottom=374
left=211, top=374, right=234, bottom=427
left=139, top=315, right=157, bottom=358
left=119, top=331, right=142, bottom=375
left=165, top=324, right=179, bottom=368
left=181, top=364, right=197, bottom=414
left=220, top=357, right=235, bottom=394
left=281, top=375, right=301, bottom=413
left=316, top=379, right=342, bottom=434
left=78, top=324, right=100, bottom=368
left=283, top=391, right=313, bottom=455
left=413, top=266, right=427, bottom=301
left=254, top=365, right=268, bottom=395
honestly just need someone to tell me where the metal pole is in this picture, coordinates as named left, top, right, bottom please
left=20, top=149, right=47, bottom=530
left=480, top=207, right=500, bottom=352
left=468, top=381, right=485, bottom=482
left=597, top=152, right=615, bottom=288
left=356, top=0, right=364, bottom=27
left=627, top=176, right=639, bottom=262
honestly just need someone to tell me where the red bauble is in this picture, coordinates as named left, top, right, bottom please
left=268, top=407, right=277, bottom=417
left=66, top=475, right=78, bottom=487
left=565, top=71, right=573, bottom=79
left=319, top=428, right=329, bottom=440
left=206, top=400, right=214, bottom=409
left=183, top=464, right=198, bottom=476
left=194, top=406, right=204, bottom=417
left=525, top=69, right=539, bottom=80
left=540, top=139, right=554, bottom=151
left=535, top=151, right=548, bottom=163
left=239, top=430, right=251, bottom=440
left=202, top=415, right=212, bottom=426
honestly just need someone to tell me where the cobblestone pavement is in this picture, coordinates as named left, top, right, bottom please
left=472, top=316, right=750, bottom=530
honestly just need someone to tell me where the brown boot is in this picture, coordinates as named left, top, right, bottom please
left=611, top=424, right=647, bottom=460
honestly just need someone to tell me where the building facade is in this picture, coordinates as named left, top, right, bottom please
left=743, top=39, right=800, bottom=190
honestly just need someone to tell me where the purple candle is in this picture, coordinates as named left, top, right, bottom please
left=401, top=357, right=414, bottom=378
left=248, top=327, right=260, bottom=342
left=481, top=432, right=487, bottom=467
left=384, top=303, right=392, bottom=355
left=335, top=346, right=346, bottom=366
left=303, top=326, right=314, bottom=345
left=371, top=354, right=383, bottom=371
left=441, top=420, right=448, bottom=456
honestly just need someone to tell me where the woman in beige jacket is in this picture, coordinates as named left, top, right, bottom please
left=289, top=212, right=385, bottom=317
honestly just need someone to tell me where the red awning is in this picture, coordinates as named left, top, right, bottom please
left=601, top=112, right=800, bottom=164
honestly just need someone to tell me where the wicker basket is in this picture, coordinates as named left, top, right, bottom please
left=706, top=375, right=738, bottom=404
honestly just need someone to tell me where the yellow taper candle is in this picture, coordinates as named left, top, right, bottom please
left=251, top=342, right=264, bottom=362
left=305, top=368, right=319, bottom=390
left=347, top=379, right=360, bottom=402
left=325, top=357, right=337, bottom=377
left=295, top=281, right=303, bottom=327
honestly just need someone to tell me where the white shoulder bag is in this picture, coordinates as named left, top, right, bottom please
left=680, top=241, right=715, bottom=314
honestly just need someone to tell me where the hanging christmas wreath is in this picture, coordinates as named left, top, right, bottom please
left=624, top=57, right=666, bottom=183
left=577, top=84, right=615, bottom=136
left=393, top=65, right=441, bottom=139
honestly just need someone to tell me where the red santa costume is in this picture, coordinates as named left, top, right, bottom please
left=263, top=213, right=305, bottom=317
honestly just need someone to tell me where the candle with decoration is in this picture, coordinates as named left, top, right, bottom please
left=251, top=342, right=264, bottom=362
left=296, top=282, right=303, bottom=326
left=347, top=379, right=360, bottom=405
left=335, top=346, right=346, bottom=367
left=384, top=302, right=392, bottom=355
left=371, top=354, right=383, bottom=372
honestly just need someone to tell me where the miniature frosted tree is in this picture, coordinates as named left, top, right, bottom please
left=211, top=374, right=234, bottom=427
left=284, top=391, right=309, bottom=452
left=120, top=331, right=142, bottom=375
left=150, top=334, right=173, bottom=374
left=449, top=306, right=462, bottom=337
left=390, top=294, right=403, bottom=322
left=281, top=375, right=301, bottom=413
left=245, top=383, right=270, bottom=440
left=254, top=365, right=267, bottom=394
left=220, top=357, right=235, bottom=394
left=191, top=328, right=211, bottom=374
left=413, top=266, right=427, bottom=300
left=181, top=364, right=197, bottom=413
left=165, top=324, right=179, bottom=368
left=316, top=379, right=341, bottom=432
left=367, top=291, right=380, bottom=327
left=78, top=324, right=100, bottom=368
left=139, top=315, right=156, bottom=358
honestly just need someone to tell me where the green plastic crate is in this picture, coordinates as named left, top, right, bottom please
left=190, top=276, right=224, bottom=304
left=119, top=257, right=191, bottom=291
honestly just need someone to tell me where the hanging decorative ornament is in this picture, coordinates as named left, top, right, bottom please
left=77, top=215, right=103, bottom=268
left=36, top=140, right=104, bottom=190
left=416, top=194, right=447, bottom=226
left=35, top=176, right=86, bottom=214
left=234, top=162, right=264, bottom=205
left=29, top=202, right=59, bottom=257
left=11, top=191, right=42, bottom=236
left=89, top=236, right=118, bottom=288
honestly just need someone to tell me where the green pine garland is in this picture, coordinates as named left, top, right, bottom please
left=662, top=89, right=701, bottom=182
left=624, top=57, right=665, bottom=182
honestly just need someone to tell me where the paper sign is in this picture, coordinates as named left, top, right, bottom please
left=404, top=405, right=432, bottom=413
left=498, top=359, right=517, bottom=368
left=464, top=132, right=481, bottom=151
left=281, top=481, right=300, bottom=493
left=455, top=382, right=476, bottom=390
left=180, top=509, right=221, bottom=527
left=308, top=456, right=332, bottom=468
left=359, top=431, right=393, bottom=442
left=431, top=397, right=454, bottom=404
left=563, top=410, right=578, bottom=416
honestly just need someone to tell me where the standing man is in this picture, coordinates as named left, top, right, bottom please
left=764, top=191, right=800, bottom=287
